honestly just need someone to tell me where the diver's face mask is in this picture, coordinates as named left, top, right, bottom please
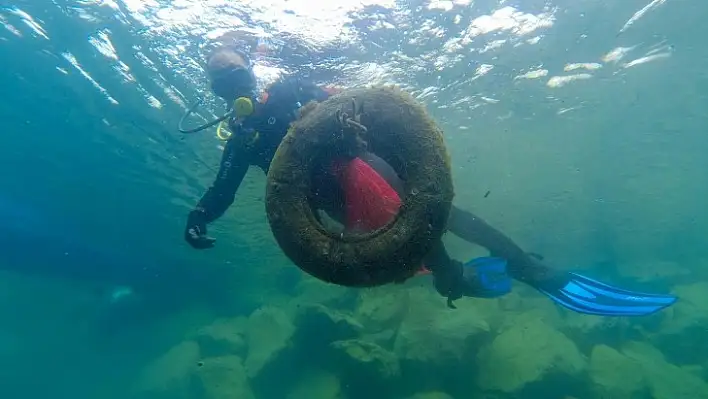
left=177, top=49, right=257, bottom=135
left=210, top=66, right=256, bottom=101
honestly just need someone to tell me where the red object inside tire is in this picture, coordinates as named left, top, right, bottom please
left=331, top=157, right=430, bottom=275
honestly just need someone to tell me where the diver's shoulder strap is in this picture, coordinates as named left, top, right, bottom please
left=237, top=77, right=329, bottom=139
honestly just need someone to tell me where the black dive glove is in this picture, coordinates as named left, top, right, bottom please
left=185, top=209, right=216, bottom=249
left=432, top=260, right=466, bottom=308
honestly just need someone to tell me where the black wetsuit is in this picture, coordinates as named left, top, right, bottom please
left=189, top=77, right=551, bottom=301
left=194, top=77, right=352, bottom=226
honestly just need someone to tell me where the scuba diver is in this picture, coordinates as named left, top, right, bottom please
left=181, top=33, right=676, bottom=316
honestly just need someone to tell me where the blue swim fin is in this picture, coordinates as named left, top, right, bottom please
left=463, top=257, right=512, bottom=298
left=536, top=272, right=677, bottom=316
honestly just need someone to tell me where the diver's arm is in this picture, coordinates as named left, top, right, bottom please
left=448, top=206, right=677, bottom=316
left=447, top=205, right=551, bottom=283
left=194, top=137, right=249, bottom=223
left=292, top=79, right=335, bottom=102
left=271, top=77, right=337, bottom=104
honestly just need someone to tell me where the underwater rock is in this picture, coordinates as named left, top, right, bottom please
left=622, top=341, right=708, bottom=399
left=651, top=282, right=708, bottom=364
left=496, top=292, right=561, bottom=330
left=132, top=340, right=201, bottom=398
left=563, top=312, right=615, bottom=333
left=681, top=364, right=706, bottom=380
left=359, top=329, right=398, bottom=347
left=355, top=285, right=410, bottom=335
left=295, top=303, right=363, bottom=343
left=561, top=311, right=628, bottom=347
left=621, top=340, right=666, bottom=364
left=405, top=392, right=454, bottom=399
left=394, top=287, right=490, bottom=367
left=589, top=344, right=646, bottom=398
left=193, top=317, right=247, bottom=358
left=292, top=276, right=357, bottom=309
left=244, top=306, right=295, bottom=378
left=619, top=260, right=690, bottom=283
left=475, top=318, right=585, bottom=393
left=330, top=339, right=401, bottom=380
left=193, top=355, right=255, bottom=399
left=286, top=369, right=343, bottom=399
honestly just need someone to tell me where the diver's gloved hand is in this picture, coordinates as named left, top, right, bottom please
left=185, top=209, right=216, bottom=249
left=432, top=260, right=465, bottom=308
left=434, top=257, right=512, bottom=309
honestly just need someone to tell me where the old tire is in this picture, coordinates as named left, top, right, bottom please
left=265, top=86, right=454, bottom=287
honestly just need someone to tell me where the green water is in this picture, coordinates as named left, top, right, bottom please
left=0, top=0, right=706, bottom=398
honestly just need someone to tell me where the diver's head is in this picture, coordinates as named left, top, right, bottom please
left=206, top=46, right=256, bottom=102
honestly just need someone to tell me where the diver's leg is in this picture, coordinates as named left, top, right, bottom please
left=446, top=205, right=549, bottom=284
left=360, top=154, right=676, bottom=315
left=446, top=205, right=677, bottom=316
left=360, top=153, right=534, bottom=281
left=357, top=153, right=528, bottom=275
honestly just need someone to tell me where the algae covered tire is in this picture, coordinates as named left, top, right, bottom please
left=265, top=86, right=454, bottom=287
